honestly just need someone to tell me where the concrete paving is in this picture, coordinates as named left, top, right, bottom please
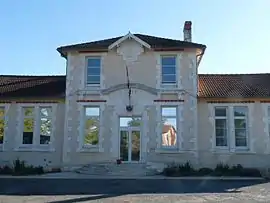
left=0, top=178, right=269, bottom=202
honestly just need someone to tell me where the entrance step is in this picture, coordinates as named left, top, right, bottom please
left=75, top=163, right=159, bottom=176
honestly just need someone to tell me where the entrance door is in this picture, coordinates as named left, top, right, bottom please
left=119, top=117, right=141, bottom=162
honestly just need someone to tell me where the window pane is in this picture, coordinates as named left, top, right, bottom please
left=162, top=107, right=177, bottom=116
left=87, top=67, right=100, bottom=75
left=87, top=58, right=101, bottom=67
left=162, top=57, right=176, bottom=66
left=215, top=107, right=227, bottom=117
left=215, top=119, right=227, bottom=128
left=235, top=129, right=247, bottom=147
left=215, top=128, right=227, bottom=146
left=23, top=118, right=34, bottom=144
left=216, top=137, right=227, bottom=147
left=120, top=117, right=141, bottom=127
left=84, top=118, right=99, bottom=145
left=162, top=66, right=176, bottom=74
left=87, top=75, right=100, bottom=84
left=23, top=107, right=34, bottom=117
left=234, top=107, right=247, bottom=117
left=235, top=138, right=247, bottom=147
left=40, top=118, right=52, bottom=145
left=40, top=107, right=52, bottom=117
left=162, top=118, right=177, bottom=147
left=162, top=75, right=176, bottom=83
left=0, top=108, right=4, bottom=117
left=0, top=119, right=4, bottom=144
left=234, top=119, right=246, bottom=129
left=268, top=107, right=270, bottom=116
left=85, top=107, right=99, bottom=116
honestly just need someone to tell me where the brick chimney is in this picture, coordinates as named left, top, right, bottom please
left=183, top=21, right=192, bottom=42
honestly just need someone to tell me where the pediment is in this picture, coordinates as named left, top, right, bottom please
left=108, top=32, right=151, bottom=65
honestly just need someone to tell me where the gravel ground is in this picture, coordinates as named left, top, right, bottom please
left=0, top=178, right=269, bottom=202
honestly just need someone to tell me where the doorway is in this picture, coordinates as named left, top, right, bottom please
left=119, top=117, right=141, bottom=162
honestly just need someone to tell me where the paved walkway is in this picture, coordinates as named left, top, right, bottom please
left=0, top=178, right=269, bottom=202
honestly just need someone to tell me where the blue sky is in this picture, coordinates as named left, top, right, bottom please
left=1, top=0, right=269, bottom=75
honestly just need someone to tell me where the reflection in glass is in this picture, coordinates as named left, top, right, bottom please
left=120, top=131, right=128, bottom=161
left=131, top=131, right=140, bottom=161
left=120, top=117, right=141, bottom=127
left=162, top=118, right=177, bottom=146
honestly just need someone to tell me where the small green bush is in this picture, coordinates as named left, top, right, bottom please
left=162, top=162, right=262, bottom=177
left=0, top=159, right=44, bottom=176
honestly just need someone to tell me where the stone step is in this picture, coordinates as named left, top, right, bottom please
left=75, top=163, right=158, bottom=176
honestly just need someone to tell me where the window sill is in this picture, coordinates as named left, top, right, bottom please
left=211, top=148, right=255, bottom=154
left=76, top=145, right=101, bottom=153
left=155, top=148, right=185, bottom=154
left=14, top=146, right=55, bottom=152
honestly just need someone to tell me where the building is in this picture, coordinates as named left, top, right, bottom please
left=1, top=21, right=270, bottom=170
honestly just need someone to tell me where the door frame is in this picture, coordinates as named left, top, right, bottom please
left=119, top=126, right=142, bottom=163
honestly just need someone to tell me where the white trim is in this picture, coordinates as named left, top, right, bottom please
left=15, top=103, right=57, bottom=152
left=77, top=103, right=105, bottom=152
left=108, top=32, right=151, bottom=50
left=209, top=103, right=253, bottom=152
left=0, top=104, right=10, bottom=151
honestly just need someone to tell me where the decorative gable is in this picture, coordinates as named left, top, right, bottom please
left=108, top=32, right=151, bottom=65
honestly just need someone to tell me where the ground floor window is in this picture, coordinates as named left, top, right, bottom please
left=83, top=106, right=100, bottom=146
left=161, top=106, right=177, bottom=148
left=214, top=106, right=248, bottom=149
left=20, top=105, right=54, bottom=147
left=0, top=107, right=5, bottom=144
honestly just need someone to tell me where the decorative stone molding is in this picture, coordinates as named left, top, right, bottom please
left=101, top=83, right=158, bottom=95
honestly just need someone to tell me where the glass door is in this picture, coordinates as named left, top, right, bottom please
left=119, top=128, right=141, bottom=162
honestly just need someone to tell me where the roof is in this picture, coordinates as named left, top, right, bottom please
left=1, top=73, right=270, bottom=99
left=199, top=74, right=270, bottom=98
left=57, top=33, right=206, bottom=57
left=0, top=75, right=66, bottom=98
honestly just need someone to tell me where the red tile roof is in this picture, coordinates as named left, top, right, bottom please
left=1, top=74, right=270, bottom=99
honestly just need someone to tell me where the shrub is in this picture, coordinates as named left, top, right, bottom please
left=0, top=159, right=44, bottom=176
left=197, top=167, right=214, bottom=176
left=214, top=163, right=230, bottom=176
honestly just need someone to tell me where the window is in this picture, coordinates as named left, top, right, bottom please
left=40, top=107, right=52, bottom=145
left=86, top=57, right=101, bottom=85
left=234, top=106, right=248, bottom=147
left=268, top=107, right=270, bottom=137
left=20, top=106, right=54, bottom=148
left=22, top=107, right=35, bottom=144
left=0, top=107, right=5, bottom=144
left=161, top=56, right=177, bottom=84
left=83, top=107, right=100, bottom=146
left=161, top=107, right=177, bottom=147
left=214, top=107, right=228, bottom=147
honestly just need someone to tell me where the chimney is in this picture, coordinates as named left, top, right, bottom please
left=183, top=21, right=192, bottom=42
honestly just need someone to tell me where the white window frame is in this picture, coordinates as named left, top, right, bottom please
left=78, top=104, right=104, bottom=152
left=0, top=104, right=9, bottom=151
left=160, top=55, right=178, bottom=88
left=233, top=106, right=249, bottom=150
left=16, top=104, right=56, bottom=151
left=160, top=106, right=178, bottom=149
left=86, top=56, right=101, bottom=87
left=214, top=107, right=229, bottom=149
left=210, top=103, right=251, bottom=152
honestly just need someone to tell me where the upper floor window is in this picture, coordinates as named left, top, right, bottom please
left=86, top=57, right=101, bottom=85
left=161, top=56, right=177, bottom=84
